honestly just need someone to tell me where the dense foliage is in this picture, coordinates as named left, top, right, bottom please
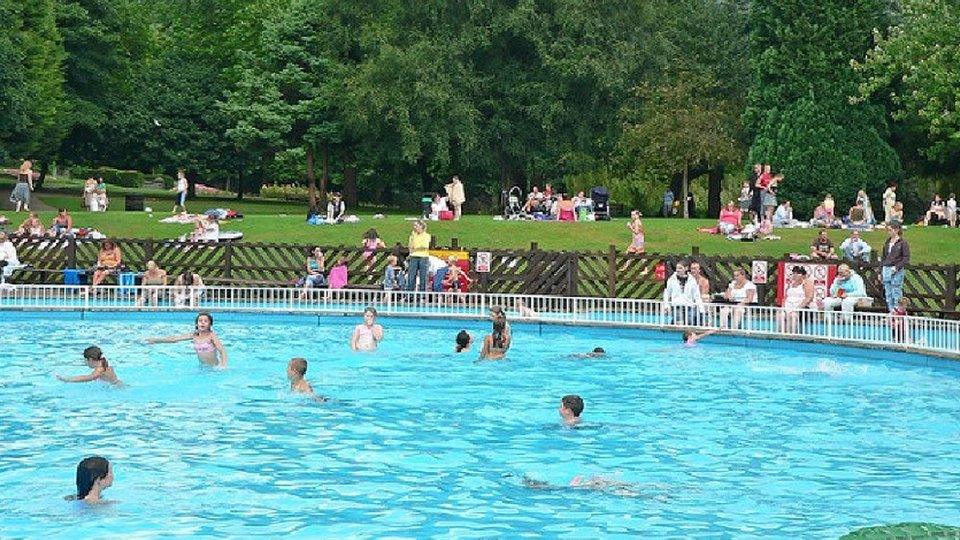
left=0, top=0, right=956, bottom=216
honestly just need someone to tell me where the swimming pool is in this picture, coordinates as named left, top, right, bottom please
left=2, top=311, right=959, bottom=537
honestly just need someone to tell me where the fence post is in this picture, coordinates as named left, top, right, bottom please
left=567, top=252, right=579, bottom=297
left=691, top=246, right=700, bottom=256
left=607, top=244, right=617, bottom=298
left=143, top=238, right=154, bottom=262
left=946, top=264, right=958, bottom=312
left=66, top=235, right=77, bottom=269
left=451, top=237, right=459, bottom=249
left=223, top=242, right=234, bottom=280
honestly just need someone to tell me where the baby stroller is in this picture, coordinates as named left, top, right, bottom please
left=502, top=186, right=525, bottom=219
left=591, top=186, right=611, bottom=221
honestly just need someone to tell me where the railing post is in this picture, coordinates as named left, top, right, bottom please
left=607, top=245, right=617, bottom=298
left=66, top=235, right=77, bottom=269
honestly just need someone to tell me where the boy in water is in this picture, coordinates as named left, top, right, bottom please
left=559, top=394, right=584, bottom=427
left=287, top=358, right=314, bottom=395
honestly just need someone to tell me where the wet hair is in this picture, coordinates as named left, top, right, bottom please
left=455, top=330, right=471, bottom=352
left=364, top=306, right=377, bottom=317
left=791, top=266, right=807, bottom=276
left=492, top=319, right=506, bottom=348
left=592, top=347, right=605, bottom=354
left=82, top=346, right=108, bottom=368
left=363, top=228, right=379, bottom=240
left=289, top=358, right=307, bottom=377
left=682, top=330, right=693, bottom=342
left=561, top=395, right=584, bottom=417
left=195, top=312, right=213, bottom=332
left=75, top=456, right=110, bottom=500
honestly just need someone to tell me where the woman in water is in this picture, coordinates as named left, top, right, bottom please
left=66, top=456, right=113, bottom=504
left=56, top=346, right=120, bottom=385
left=351, top=307, right=384, bottom=351
left=480, top=319, right=510, bottom=360
left=146, top=312, right=227, bottom=367
left=455, top=330, right=473, bottom=353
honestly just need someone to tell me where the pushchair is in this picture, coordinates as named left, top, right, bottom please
left=502, top=186, right=525, bottom=219
left=591, top=186, right=611, bottom=220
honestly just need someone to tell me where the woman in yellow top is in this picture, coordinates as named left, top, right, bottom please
left=91, top=240, right=123, bottom=289
left=406, top=220, right=431, bottom=291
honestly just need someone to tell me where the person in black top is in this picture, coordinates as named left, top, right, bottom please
left=880, top=222, right=910, bottom=311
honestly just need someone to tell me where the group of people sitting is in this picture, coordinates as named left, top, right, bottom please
left=4, top=209, right=78, bottom=238
left=922, top=193, right=958, bottom=227
left=521, top=184, right=594, bottom=221
left=306, top=192, right=351, bottom=225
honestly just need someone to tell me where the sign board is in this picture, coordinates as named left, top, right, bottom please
left=751, top=260, right=768, bottom=284
left=476, top=251, right=492, bottom=273
left=775, top=261, right=837, bottom=307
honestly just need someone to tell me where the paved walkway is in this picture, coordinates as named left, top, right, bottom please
left=0, top=188, right=55, bottom=212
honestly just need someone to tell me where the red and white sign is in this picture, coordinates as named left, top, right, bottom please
left=476, top=251, right=491, bottom=273
left=752, top=260, right=768, bottom=284
left=776, top=261, right=837, bottom=307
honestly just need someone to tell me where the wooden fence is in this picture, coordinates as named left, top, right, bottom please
left=6, top=235, right=958, bottom=316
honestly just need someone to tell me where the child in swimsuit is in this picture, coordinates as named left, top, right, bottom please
left=146, top=312, right=228, bottom=367
left=351, top=307, right=384, bottom=351
left=361, top=229, right=386, bottom=269
left=57, top=345, right=121, bottom=385
left=682, top=328, right=718, bottom=347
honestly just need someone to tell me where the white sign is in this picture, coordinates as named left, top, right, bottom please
left=476, top=251, right=491, bottom=273
left=752, top=260, right=768, bottom=284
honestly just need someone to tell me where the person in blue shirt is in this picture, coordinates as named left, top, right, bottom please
left=839, top=230, right=872, bottom=263
left=823, top=264, right=867, bottom=321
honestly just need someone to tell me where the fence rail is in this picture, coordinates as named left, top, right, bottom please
left=5, top=235, right=959, bottom=315
left=0, top=285, right=957, bottom=359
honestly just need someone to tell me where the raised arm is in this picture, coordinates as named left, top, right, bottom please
left=480, top=335, right=492, bottom=358
left=372, top=324, right=384, bottom=343
left=146, top=333, right=195, bottom=344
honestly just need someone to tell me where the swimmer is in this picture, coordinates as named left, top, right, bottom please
left=682, top=328, right=718, bottom=346
left=146, top=312, right=228, bottom=367
left=287, top=357, right=315, bottom=393
left=455, top=330, right=473, bottom=353
left=559, top=394, right=584, bottom=427
left=56, top=346, right=121, bottom=385
left=572, top=347, right=606, bottom=358
left=522, top=474, right=645, bottom=497
left=351, top=307, right=384, bottom=351
left=479, top=319, right=510, bottom=360
left=65, top=456, right=113, bottom=504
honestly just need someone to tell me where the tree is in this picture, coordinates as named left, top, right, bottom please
left=853, top=0, right=960, bottom=166
left=746, top=0, right=902, bottom=215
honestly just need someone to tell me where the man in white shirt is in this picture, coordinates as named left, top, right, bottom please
left=839, top=230, right=872, bottom=263
left=947, top=193, right=957, bottom=228
left=662, top=261, right=705, bottom=325
left=0, top=232, right=21, bottom=280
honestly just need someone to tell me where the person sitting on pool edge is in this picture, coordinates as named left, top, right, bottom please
left=479, top=319, right=510, bottom=360
left=351, top=307, right=384, bottom=351
left=559, top=394, right=584, bottom=427
left=56, top=345, right=120, bottom=385
left=455, top=330, right=473, bottom=353
left=65, top=456, right=113, bottom=504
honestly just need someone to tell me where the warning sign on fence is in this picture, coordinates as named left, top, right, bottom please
left=476, top=251, right=491, bottom=273
left=752, top=260, right=768, bottom=284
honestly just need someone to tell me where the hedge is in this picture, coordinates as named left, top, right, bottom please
left=70, top=166, right=145, bottom=188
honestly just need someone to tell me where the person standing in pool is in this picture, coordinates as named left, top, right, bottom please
left=56, top=346, right=120, bottom=385
left=287, top=358, right=314, bottom=395
left=351, top=307, right=384, bottom=351
left=489, top=306, right=512, bottom=343
left=146, top=312, right=228, bottom=367
left=479, top=319, right=510, bottom=360
left=65, top=456, right=113, bottom=504
left=559, top=394, right=584, bottom=427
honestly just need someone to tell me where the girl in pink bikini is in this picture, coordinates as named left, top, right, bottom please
left=146, top=312, right=228, bottom=367
left=351, top=307, right=384, bottom=351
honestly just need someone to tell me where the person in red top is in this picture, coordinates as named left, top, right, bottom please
left=751, top=163, right=772, bottom=215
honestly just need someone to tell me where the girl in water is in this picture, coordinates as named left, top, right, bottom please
left=683, top=328, right=718, bottom=346
left=351, top=307, right=384, bottom=351
left=480, top=319, right=510, bottom=360
left=146, top=312, right=228, bottom=367
left=455, top=330, right=473, bottom=353
left=65, top=456, right=113, bottom=504
left=56, top=346, right=120, bottom=385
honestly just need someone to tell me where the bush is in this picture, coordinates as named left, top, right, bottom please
left=260, top=183, right=310, bottom=201
left=70, top=166, right=145, bottom=188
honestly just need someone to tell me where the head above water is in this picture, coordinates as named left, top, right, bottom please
left=83, top=346, right=103, bottom=361
left=195, top=312, right=213, bottom=332
left=288, top=357, right=307, bottom=378
left=561, top=395, right=584, bottom=418
left=455, top=330, right=472, bottom=352
left=75, top=456, right=112, bottom=500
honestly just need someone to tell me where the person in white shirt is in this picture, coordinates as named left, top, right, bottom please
left=773, top=200, right=795, bottom=227
left=839, top=230, right=872, bottom=263
left=0, top=232, right=21, bottom=280
left=882, top=183, right=897, bottom=224
left=326, top=192, right=345, bottom=223
left=947, top=193, right=957, bottom=228
left=719, top=268, right=757, bottom=329
left=662, top=261, right=704, bottom=325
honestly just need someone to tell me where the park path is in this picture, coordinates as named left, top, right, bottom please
left=0, top=189, right=55, bottom=212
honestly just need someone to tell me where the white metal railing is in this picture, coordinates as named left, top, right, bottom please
left=1, top=284, right=958, bottom=358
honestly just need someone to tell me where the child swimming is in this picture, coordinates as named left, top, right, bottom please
left=56, top=346, right=121, bottom=385
left=65, top=456, right=113, bottom=504
left=572, top=347, right=606, bottom=358
left=287, top=357, right=314, bottom=394
left=146, top=312, right=228, bottom=367
left=455, top=330, right=473, bottom=353
left=683, top=328, right=718, bottom=346
left=351, top=307, right=384, bottom=351
left=479, top=319, right=510, bottom=360
left=559, top=394, right=584, bottom=427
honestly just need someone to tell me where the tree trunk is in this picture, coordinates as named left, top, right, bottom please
left=682, top=162, right=689, bottom=219
left=186, top=170, right=198, bottom=198
left=306, top=145, right=317, bottom=208
left=708, top=164, right=723, bottom=217
left=35, top=161, right=50, bottom=190
left=235, top=169, right=244, bottom=200
left=320, top=144, right=329, bottom=197
left=343, top=149, right=358, bottom=208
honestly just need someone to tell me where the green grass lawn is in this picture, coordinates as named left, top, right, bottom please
left=2, top=177, right=958, bottom=263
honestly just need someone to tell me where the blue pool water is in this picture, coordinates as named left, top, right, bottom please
left=2, top=311, right=960, bottom=538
